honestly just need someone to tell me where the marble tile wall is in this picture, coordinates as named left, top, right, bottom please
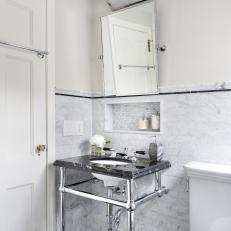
left=56, top=91, right=231, bottom=231
left=55, top=95, right=93, bottom=231
left=56, top=95, right=92, bottom=159
left=92, top=91, right=231, bottom=231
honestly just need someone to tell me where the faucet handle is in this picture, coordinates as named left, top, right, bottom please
left=135, top=151, right=146, bottom=155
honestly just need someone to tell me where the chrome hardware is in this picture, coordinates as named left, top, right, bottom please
left=113, top=185, right=126, bottom=196
left=59, top=166, right=168, bottom=231
left=123, top=147, right=128, bottom=155
left=157, top=45, right=167, bottom=52
left=118, top=64, right=155, bottom=70
left=0, top=40, right=48, bottom=57
left=37, top=52, right=45, bottom=59
left=35, top=144, right=46, bottom=156
left=113, top=208, right=126, bottom=231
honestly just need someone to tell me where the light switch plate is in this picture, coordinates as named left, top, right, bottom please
left=63, top=120, right=84, bottom=136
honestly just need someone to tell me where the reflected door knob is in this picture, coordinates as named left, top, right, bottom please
left=35, top=144, right=46, bottom=156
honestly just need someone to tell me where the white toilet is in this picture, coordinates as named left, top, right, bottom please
left=184, top=161, right=231, bottom=231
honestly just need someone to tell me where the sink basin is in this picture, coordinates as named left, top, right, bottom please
left=90, top=159, right=129, bottom=166
left=92, top=173, right=125, bottom=187
left=90, top=158, right=130, bottom=186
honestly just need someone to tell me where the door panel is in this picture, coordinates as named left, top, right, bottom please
left=6, top=183, right=34, bottom=231
left=5, top=55, right=33, bottom=158
left=0, top=46, right=46, bottom=231
left=0, top=0, right=46, bottom=50
left=110, top=18, right=157, bottom=96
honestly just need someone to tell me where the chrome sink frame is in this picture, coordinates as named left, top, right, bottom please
left=59, top=167, right=168, bottom=231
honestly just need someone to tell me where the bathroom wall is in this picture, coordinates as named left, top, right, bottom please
left=55, top=0, right=94, bottom=96
left=55, top=0, right=231, bottom=230
left=156, top=0, right=231, bottom=91
left=55, top=95, right=93, bottom=231
left=55, top=0, right=111, bottom=97
left=56, top=95, right=92, bottom=160
left=55, top=0, right=231, bottom=97
left=91, top=91, right=231, bottom=231
left=91, top=0, right=112, bottom=96
left=55, top=91, right=231, bottom=231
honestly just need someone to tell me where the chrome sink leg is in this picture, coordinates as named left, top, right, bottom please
left=107, top=188, right=113, bottom=231
left=158, top=171, right=162, bottom=190
left=127, top=179, right=135, bottom=231
left=59, top=167, right=66, bottom=231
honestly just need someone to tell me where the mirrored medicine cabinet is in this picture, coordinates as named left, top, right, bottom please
left=101, top=1, right=158, bottom=96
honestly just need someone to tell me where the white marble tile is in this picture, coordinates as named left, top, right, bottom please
left=56, top=95, right=92, bottom=159
left=56, top=91, right=231, bottom=231
left=91, top=91, right=231, bottom=231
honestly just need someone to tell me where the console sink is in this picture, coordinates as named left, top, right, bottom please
left=90, top=158, right=130, bottom=186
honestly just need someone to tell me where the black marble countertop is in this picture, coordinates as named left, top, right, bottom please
left=54, top=155, right=171, bottom=179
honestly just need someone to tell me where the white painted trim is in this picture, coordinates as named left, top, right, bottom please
left=46, top=0, right=56, bottom=230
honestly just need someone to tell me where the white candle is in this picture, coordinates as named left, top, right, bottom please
left=138, top=117, right=149, bottom=130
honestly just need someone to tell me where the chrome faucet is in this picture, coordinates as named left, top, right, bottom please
left=123, top=147, right=128, bottom=156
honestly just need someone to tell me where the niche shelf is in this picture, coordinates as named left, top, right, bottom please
left=104, top=101, right=162, bottom=135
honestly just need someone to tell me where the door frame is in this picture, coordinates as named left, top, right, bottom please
left=46, top=0, right=56, bottom=230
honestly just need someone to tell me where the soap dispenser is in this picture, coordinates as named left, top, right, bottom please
left=148, top=136, right=158, bottom=162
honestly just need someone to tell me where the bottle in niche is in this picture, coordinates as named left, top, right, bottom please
left=151, top=112, right=160, bottom=131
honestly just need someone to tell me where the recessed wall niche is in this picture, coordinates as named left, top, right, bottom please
left=104, top=101, right=162, bottom=134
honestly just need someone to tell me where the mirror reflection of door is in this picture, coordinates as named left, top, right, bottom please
left=102, top=1, right=158, bottom=96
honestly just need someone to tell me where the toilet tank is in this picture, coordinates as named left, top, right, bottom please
left=184, top=161, right=231, bottom=231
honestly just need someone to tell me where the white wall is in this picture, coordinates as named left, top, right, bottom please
left=95, top=0, right=231, bottom=93
left=55, top=0, right=93, bottom=96
left=55, top=0, right=111, bottom=97
left=156, top=0, right=231, bottom=91
left=91, top=0, right=112, bottom=96
left=56, top=0, right=231, bottom=96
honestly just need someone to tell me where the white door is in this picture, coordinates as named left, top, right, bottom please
left=0, top=46, right=47, bottom=231
left=110, top=18, right=157, bottom=96
left=0, top=0, right=46, bottom=50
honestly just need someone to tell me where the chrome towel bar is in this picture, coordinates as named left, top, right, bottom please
left=118, top=64, right=155, bottom=70
left=0, top=40, right=48, bottom=58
